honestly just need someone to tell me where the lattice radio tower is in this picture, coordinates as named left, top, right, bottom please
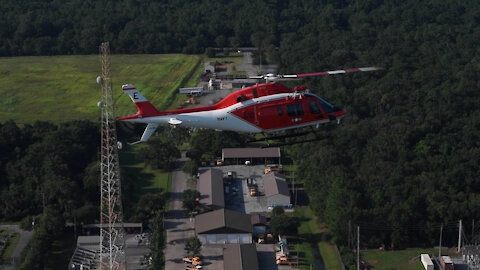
left=98, top=42, right=126, bottom=270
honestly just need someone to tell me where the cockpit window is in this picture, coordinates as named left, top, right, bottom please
left=286, top=103, right=304, bottom=116
left=317, top=97, right=334, bottom=113
left=277, top=107, right=283, bottom=116
left=309, top=101, right=321, bottom=114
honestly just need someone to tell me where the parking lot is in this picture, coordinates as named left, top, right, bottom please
left=205, top=165, right=271, bottom=214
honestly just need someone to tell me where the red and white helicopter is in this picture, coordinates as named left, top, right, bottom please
left=118, top=67, right=380, bottom=145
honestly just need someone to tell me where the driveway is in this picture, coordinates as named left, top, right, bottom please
left=164, top=152, right=196, bottom=270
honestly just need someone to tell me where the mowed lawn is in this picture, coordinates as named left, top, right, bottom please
left=362, top=248, right=451, bottom=270
left=293, top=206, right=344, bottom=270
left=0, top=54, right=201, bottom=124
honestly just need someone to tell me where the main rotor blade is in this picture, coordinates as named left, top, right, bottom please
left=295, top=66, right=382, bottom=78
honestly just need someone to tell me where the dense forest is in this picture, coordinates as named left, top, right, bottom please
left=2, top=0, right=480, bottom=255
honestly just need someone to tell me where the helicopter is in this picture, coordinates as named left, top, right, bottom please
left=117, top=67, right=380, bottom=145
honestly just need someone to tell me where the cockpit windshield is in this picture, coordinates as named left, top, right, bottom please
left=305, top=93, right=334, bottom=113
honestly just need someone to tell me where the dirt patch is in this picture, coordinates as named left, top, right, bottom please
left=409, top=255, right=420, bottom=263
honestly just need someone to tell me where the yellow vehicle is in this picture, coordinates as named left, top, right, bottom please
left=183, top=256, right=202, bottom=265
left=191, top=257, right=203, bottom=266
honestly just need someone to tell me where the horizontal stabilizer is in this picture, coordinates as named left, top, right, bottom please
left=128, top=123, right=158, bottom=144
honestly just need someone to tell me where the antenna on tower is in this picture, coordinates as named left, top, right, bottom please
left=98, top=42, right=126, bottom=269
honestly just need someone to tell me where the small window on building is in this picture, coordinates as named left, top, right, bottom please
left=252, top=89, right=258, bottom=98
left=309, top=101, right=321, bottom=114
left=277, top=107, right=283, bottom=116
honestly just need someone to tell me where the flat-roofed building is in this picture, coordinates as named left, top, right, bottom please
left=195, top=209, right=252, bottom=245
left=263, top=173, right=291, bottom=207
left=222, top=147, right=281, bottom=165
left=198, top=168, right=225, bottom=210
left=223, top=243, right=259, bottom=270
left=69, top=236, right=100, bottom=270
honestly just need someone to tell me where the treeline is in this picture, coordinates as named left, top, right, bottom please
left=280, top=0, right=480, bottom=252
left=0, top=120, right=100, bottom=222
left=0, top=0, right=281, bottom=56
left=0, top=120, right=100, bottom=268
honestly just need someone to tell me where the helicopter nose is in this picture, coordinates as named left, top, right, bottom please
left=331, top=107, right=347, bottom=119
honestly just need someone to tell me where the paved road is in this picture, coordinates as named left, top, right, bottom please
left=0, top=225, right=34, bottom=270
left=164, top=152, right=196, bottom=270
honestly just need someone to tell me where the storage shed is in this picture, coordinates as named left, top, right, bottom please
left=223, top=243, right=259, bottom=270
left=222, top=147, right=281, bottom=165
left=197, top=168, right=225, bottom=210
left=195, top=209, right=252, bottom=245
left=263, top=173, right=290, bottom=207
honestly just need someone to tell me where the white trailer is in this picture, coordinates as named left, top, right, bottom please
left=420, top=254, right=434, bottom=270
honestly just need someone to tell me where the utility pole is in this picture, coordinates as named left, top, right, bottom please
left=292, top=171, right=294, bottom=205
left=472, top=219, right=475, bottom=244
left=357, top=226, right=360, bottom=270
left=439, top=223, right=443, bottom=260
left=348, top=220, right=351, bottom=249
left=458, top=219, right=462, bottom=252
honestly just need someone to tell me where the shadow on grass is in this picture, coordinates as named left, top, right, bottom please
left=45, top=228, right=76, bottom=269
left=122, top=164, right=164, bottom=219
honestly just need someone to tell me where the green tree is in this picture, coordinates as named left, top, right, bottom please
left=182, top=160, right=198, bottom=176
left=271, top=206, right=285, bottom=216
left=185, top=236, right=202, bottom=256
left=269, top=214, right=298, bottom=236
left=137, top=137, right=180, bottom=170
left=182, top=189, right=201, bottom=214
left=135, top=193, right=165, bottom=224
left=150, top=211, right=164, bottom=269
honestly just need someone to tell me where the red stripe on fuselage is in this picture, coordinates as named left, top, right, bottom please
left=119, top=83, right=293, bottom=120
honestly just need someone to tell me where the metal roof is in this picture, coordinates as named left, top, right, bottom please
left=222, top=147, right=281, bottom=159
left=195, top=209, right=252, bottom=234
left=198, top=169, right=225, bottom=208
left=263, top=173, right=290, bottom=197
left=223, top=244, right=259, bottom=270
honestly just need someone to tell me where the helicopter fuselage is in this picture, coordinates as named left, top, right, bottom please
left=118, top=82, right=346, bottom=142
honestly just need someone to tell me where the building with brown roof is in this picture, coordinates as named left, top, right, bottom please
left=197, top=168, right=224, bottom=210
left=222, top=147, right=281, bottom=165
left=223, top=244, right=259, bottom=270
left=263, top=173, right=291, bottom=207
left=195, top=209, right=252, bottom=244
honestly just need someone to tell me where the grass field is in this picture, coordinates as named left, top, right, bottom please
left=1, top=231, right=20, bottom=262
left=362, top=248, right=453, bottom=270
left=294, top=206, right=344, bottom=270
left=119, top=142, right=172, bottom=218
left=0, top=54, right=201, bottom=124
